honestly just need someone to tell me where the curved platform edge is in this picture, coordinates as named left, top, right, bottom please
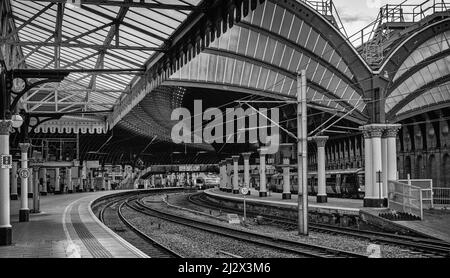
left=87, top=196, right=150, bottom=259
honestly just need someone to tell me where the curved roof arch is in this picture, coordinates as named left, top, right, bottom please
left=164, top=0, right=370, bottom=123
left=381, top=18, right=450, bottom=121
left=271, top=0, right=373, bottom=90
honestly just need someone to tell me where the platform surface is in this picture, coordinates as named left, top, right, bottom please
left=396, top=210, right=450, bottom=243
left=208, top=189, right=450, bottom=243
left=207, top=188, right=363, bottom=214
left=0, top=191, right=148, bottom=258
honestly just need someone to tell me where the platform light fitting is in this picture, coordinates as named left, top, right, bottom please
left=10, top=114, right=24, bottom=129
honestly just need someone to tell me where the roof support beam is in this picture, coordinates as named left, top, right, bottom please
left=203, top=47, right=368, bottom=121
left=86, top=2, right=130, bottom=110
left=1, top=40, right=165, bottom=51
left=16, top=35, right=54, bottom=65
left=80, top=5, right=167, bottom=43
left=387, top=48, right=450, bottom=97
left=237, top=21, right=361, bottom=94
left=4, top=3, right=54, bottom=40
left=54, top=3, right=64, bottom=69
left=21, top=0, right=199, bottom=11
left=387, top=74, right=450, bottom=120
left=63, top=22, right=115, bottom=44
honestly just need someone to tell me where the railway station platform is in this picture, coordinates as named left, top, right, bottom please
left=206, top=189, right=450, bottom=243
left=0, top=191, right=148, bottom=258
left=395, top=210, right=450, bottom=243
left=206, top=188, right=363, bottom=216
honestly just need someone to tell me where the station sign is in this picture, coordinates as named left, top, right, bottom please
left=19, top=168, right=30, bottom=179
left=0, top=155, right=12, bottom=169
left=226, top=214, right=240, bottom=224
left=179, top=165, right=201, bottom=172
left=86, top=160, right=100, bottom=169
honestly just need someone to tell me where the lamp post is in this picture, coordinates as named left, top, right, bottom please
left=376, top=170, right=382, bottom=207
left=0, top=79, right=24, bottom=245
left=297, top=70, right=308, bottom=236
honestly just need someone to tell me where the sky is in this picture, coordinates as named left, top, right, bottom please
left=333, top=0, right=425, bottom=37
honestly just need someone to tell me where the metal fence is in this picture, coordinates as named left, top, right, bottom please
left=399, top=179, right=433, bottom=209
left=388, top=180, right=423, bottom=220
left=433, top=187, right=450, bottom=207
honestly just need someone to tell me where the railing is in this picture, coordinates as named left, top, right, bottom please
left=388, top=180, right=423, bottom=220
left=433, top=187, right=450, bottom=207
left=299, top=0, right=349, bottom=38
left=347, top=0, right=450, bottom=66
left=349, top=0, right=450, bottom=48
left=399, top=178, right=433, bottom=209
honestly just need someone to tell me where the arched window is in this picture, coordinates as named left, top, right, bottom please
left=427, top=155, right=438, bottom=186
left=442, top=154, right=450, bottom=188
left=405, top=156, right=412, bottom=179
left=415, top=155, right=423, bottom=179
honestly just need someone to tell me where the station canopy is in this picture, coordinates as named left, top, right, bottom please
left=7, top=0, right=201, bottom=115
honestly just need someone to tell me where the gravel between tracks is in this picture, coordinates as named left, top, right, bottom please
left=121, top=205, right=308, bottom=258
left=145, top=193, right=429, bottom=258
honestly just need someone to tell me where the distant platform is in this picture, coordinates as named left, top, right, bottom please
left=206, top=188, right=363, bottom=215
left=0, top=191, right=148, bottom=258
left=395, top=210, right=450, bottom=243
left=207, top=188, right=450, bottom=243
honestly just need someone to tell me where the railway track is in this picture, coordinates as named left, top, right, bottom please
left=187, top=192, right=450, bottom=258
left=98, top=194, right=182, bottom=258
left=127, top=197, right=366, bottom=258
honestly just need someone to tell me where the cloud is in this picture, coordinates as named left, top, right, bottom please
left=339, top=13, right=373, bottom=23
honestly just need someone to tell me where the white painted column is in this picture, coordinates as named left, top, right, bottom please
left=232, top=156, right=240, bottom=194
left=282, top=157, right=291, bottom=200
left=314, top=136, right=329, bottom=203
left=226, top=158, right=233, bottom=192
left=54, top=168, right=61, bottom=194
left=32, top=168, right=40, bottom=213
left=41, top=168, right=47, bottom=195
left=89, top=170, right=94, bottom=191
left=0, top=121, right=12, bottom=245
left=258, top=148, right=267, bottom=197
left=19, top=143, right=30, bottom=222
left=362, top=125, right=385, bottom=207
left=82, top=163, right=87, bottom=191
left=67, top=168, right=73, bottom=193
left=386, top=124, right=402, bottom=196
left=10, top=162, right=18, bottom=200
left=242, top=153, right=251, bottom=193
left=28, top=166, right=33, bottom=199
left=362, top=129, right=373, bottom=207
left=381, top=136, right=388, bottom=200
left=372, top=128, right=383, bottom=205
left=102, top=174, right=106, bottom=191
left=219, top=161, right=226, bottom=191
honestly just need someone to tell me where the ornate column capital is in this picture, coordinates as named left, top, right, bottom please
left=19, top=143, right=30, bottom=153
left=312, top=136, right=329, bottom=148
left=232, top=155, right=240, bottom=163
left=258, top=147, right=268, bottom=156
left=360, top=124, right=385, bottom=138
left=241, top=152, right=252, bottom=160
left=383, top=124, right=402, bottom=138
left=0, top=120, right=11, bottom=135
left=225, top=158, right=233, bottom=165
left=282, top=157, right=291, bottom=166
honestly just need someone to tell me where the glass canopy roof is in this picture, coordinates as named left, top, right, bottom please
left=8, top=0, right=201, bottom=114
